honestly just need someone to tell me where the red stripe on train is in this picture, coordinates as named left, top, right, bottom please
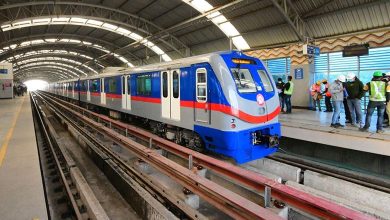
left=106, top=93, right=122, bottom=99
left=132, top=96, right=161, bottom=103
left=181, top=100, right=280, bottom=123
left=74, top=93, right=279, bottom=123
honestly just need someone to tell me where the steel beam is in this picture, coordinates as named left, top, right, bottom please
left=13, top=58, right=96, bottom=75
left=0, top=1, right=189, bottom=56
left=18, top=72, right=67, bottom=80
left=15, top=67, right=75, bottom=79
left=15, top=64, right=82, bottom=78
left=269, top=0, right=307, bottom=41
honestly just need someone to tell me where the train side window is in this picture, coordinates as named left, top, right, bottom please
left=136, top=75, right=152, bottom=96
left=108, top=78, right=116, bottom=93
left=257, top=70, right=273, bottom=92
left=81, top=81, right=87, bottom=92
left=91, top=80, right=98, bottom=92
left=162, top=72, right=168, bottom=98
left=172, top=71, right=179, bottom=98
left=196, top=68, right=207, bottom=103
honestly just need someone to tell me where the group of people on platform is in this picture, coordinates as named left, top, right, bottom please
left=276, top=76, right=294, bottom=114
left=13, top=84, right=27, bottom=98
left=277, top=71, right=390, bottom=134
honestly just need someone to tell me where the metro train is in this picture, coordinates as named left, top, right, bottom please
left=48, top=51, right=281, bottom=164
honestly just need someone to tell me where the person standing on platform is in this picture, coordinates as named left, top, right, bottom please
left=329, top=75, right=346, bottom=128
left=276, top=78, right=285, bottom=112
left=283, top=75, right=294, bottom=114
left=310, top=81, right=322, bottom=111
left=342, top=81, right=352, bottom=124
left=360, top=71, right=387, bottom=133
left=384, top=72, right=390, bottom=127
left=322, top=79, right=333, bottom=112
left=13, top=85, right=17, bottom=98
left=345, top=72, right=364, bottom=127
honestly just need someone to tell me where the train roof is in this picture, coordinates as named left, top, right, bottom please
left=55, top=50, right=251, bottom=83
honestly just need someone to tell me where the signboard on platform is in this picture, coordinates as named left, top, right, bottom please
left=0, top=69, right=8, bottom=74
left=294, top=68, right=304, bottom=80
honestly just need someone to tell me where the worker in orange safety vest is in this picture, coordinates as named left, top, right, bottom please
left=310, top=81, right=323, bottom=111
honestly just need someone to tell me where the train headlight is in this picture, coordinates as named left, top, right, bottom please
left=256, top=94, right=265, bottom=106
left=230, top=119, right=236, bottom=129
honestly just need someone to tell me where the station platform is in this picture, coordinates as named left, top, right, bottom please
left=279, top=109, right=390, bottom=157
left=0, top=95, right=48, bottom=220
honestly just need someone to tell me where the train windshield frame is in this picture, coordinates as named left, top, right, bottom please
left=231, top=68, right=257, bottom=93
left=257, top=70, right=274, bottom=92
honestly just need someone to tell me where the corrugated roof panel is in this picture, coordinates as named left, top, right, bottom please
left=244, top=25, right=299, bottom=47
left=229, top=7, right=285, bottom=33
left=306, top=1, right=390, bottom=38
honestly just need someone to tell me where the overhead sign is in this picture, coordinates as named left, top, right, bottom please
left=0, top=69, right=8, bottom=74
left=303, top=44, right=320, bottom=56
left=294, top=68, right=303, bottom=80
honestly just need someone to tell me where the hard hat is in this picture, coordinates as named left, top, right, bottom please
left=373, top=71, right=382, bottom=77
left=316, top=80, right=321, bottom=85
left=346, top=72, right=356, bottom=80
left=337, top=75, right=346, bottom=82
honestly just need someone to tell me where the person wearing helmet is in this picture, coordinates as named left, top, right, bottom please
left=329, top=75, right=346, bottom=128
left=310, top=80, right=323, bottom=111
left=322, top=79, right=333, bottom=112
left=384, top=72, right=390, bottom=126
left=360, top=71, right=386, bottom=133
left=345, top=72, right=364, bottom=127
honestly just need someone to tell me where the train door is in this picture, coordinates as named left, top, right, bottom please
left=161, top=70, right=180, bottom=121
left=65, top=83, right=68, bottom=97
left=194, top=68, right=210, bottom=123
left=121, top=75, right=131, bottom=110
left=87, top=80, right=91, bottom=101
left=100, top=78, right=106, bottom=105
left=127, top=75, right=131, bottom=110
left=72, top=82, right=75, bottom=98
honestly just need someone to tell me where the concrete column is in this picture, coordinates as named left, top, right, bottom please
left=290, top=56, right=315, bottom=108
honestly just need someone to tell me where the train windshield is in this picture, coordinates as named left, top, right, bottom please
left=231, top=68, right=257, bottom=93
left=257, top=70, right=274, bottom=92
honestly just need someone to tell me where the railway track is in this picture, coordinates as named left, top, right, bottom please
left=33, top=90, right=374, bottom=220
left=269, top=153, right=390, bottom=194
left=31, top=93, right=109, bottom=220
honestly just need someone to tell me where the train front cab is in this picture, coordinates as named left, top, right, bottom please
left=193, top=53, right=281, bottom=164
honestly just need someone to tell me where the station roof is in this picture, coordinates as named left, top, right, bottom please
left=0, top=0, right=388, bottom=81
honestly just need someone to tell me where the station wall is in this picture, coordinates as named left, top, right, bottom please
left=0, top=63, right=13, bottom=99
left=247, top=30, right=390, bottom=108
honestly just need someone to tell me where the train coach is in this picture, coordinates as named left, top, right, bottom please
left=48, top=51, right=281, bottom=164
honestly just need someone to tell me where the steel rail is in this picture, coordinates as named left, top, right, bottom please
left=269, top=154, right=390, bottom=194
left=39, top=91, right=374, bottom=220
left=36, top=91, right=281, bottom=220
left=31, top=93, right=84, bottom=219
left=38, top=93, right=208, bottom=219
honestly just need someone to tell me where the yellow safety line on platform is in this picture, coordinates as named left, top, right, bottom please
left=0, top=97, right=25, bottom=167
